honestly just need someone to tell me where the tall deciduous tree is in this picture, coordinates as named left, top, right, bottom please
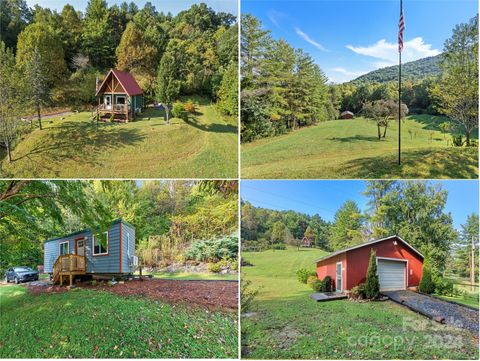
left=15, top=22, right=67, bottom=86
left=217, top=61, right=238, bottom=116
left=0, top=41, right=22, bottom=162
left=430, top=15, right=478, bottom=146
left=363, top=100, right=408, bottom=139
left=0, top=0, right=32, bottom=52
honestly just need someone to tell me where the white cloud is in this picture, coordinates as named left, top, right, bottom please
left=346, top=37, right=440, bottom=66
left=295, top=28, right=328, bottom=52
left=328, top=67, right=369, bottom=83
left=267, top=10, right=285, bottom=27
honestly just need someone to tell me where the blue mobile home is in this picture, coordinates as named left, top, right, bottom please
left=44, top=219, right=136, bottom=285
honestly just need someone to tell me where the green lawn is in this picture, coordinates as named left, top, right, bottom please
left=242, top=115, right=478, bottom=179
left=241, top=247, right=479, bottom=359
left=142, top=272, right=239, bottom=281
left=0, top=98, right=238, bottom=178
left=0, top=284, right=238, bottom=358
left=435, top=277, right=479, bottom=309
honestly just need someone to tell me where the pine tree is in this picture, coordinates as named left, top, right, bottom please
left=156, top=43, right=181, bottom=124
left=365, top=249, right=380, bottom=299
left=24, top=46, right=48, bottom=130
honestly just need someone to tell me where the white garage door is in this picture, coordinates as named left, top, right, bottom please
left=377, top=259, right=406, bottom=291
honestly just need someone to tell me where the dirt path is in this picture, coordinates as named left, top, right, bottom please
left=384, top=290, right=478, bottom=334
left=27, top=279, right=238, bottom=311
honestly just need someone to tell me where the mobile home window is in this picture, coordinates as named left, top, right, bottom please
left=126, top=233, right=130, bottom=256
left=93, top=232, right=109, bottom=255
left=59, top=241, right=69, bottom=255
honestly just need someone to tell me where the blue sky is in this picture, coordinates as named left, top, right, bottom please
left=27, top=0, right=238, bottom=16
left=241, top=180, right=479, bottom=230
left=242, top=0, right=478, bottom=83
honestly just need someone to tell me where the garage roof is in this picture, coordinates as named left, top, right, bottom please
left=314, top=235, right=424, bottom=263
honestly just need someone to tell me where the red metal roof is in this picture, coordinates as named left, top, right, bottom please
left=112, top=69, right=143, bottom=96
left=96, top=69, right=143, bottom=96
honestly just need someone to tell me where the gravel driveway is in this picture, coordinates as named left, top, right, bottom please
left=383, top=290, right=478, bottom=334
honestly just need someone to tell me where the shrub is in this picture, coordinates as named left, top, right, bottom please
left=271, top=243, right=286, bottom=250
left=185, top=234, right=238, bottom=263
left=297, top=268, right=317, bottom=284
left=365, top=250, right=380, bottom=299
left=184, top=101, right=196, bottom=114
left=323, top=275, right=333, bottom=292
left=419, top=257, right=435, bottom=294
left=172, top=101, right=185, bottom=118
left=451, top=134, right=464, bottom=147
left=434, top=277, right=454, bottom=296
left=208, top=262, right=221, bottom=273
left=306, top=275, right=318, bottom=287
left=311, top=279, right=323, bottom=292
left=241, top=279, right=259, bottom=313
left=350, top=283, right=366, bottom=300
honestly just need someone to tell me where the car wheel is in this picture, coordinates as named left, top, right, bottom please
left=14, top=277, right=19, bottom=284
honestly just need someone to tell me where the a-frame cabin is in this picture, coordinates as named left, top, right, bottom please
left=95, top=69, right=144, bottom=122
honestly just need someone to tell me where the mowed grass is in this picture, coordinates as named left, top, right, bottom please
left=0, top=284, right=238, bottom=358
left=0, top=98, right=237, bottom=178
left=241, top=247, right=479, bottom=359
left=242, top=115, right=478, bottom=179
left=435, top=277, right=479, bottom=309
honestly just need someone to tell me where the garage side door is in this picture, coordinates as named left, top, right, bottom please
left=377, top=259, right=406, bottom=291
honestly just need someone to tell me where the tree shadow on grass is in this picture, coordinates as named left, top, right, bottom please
left=327, top=135, right=380, bottom=143
left=10, top=121, right=146, bottom=177
left=183, top=116, right=237, bottom=134
left=340, top=148, right=478, bottom=179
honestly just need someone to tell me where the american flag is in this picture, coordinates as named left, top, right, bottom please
left=398, top=1, right=405, bottom=53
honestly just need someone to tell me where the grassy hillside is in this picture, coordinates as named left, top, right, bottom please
left=0, top=98, right=238, bottom=178
left=241, top=247, right=479, bottom=359
left=241, top=115, right=478, bottom=179
left=349, top=55, right=442, bottom=84
left=0, top=285, right=237, bottom=358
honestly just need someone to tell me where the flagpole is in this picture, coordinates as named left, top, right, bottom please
left=398, top=0, right=402, bottom=166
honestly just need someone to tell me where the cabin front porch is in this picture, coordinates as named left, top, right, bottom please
left=96, top=94, right=131, bottom=122
left=53, top=254, right=86, bottom=286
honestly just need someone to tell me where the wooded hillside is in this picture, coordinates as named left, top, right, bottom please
left=349, top=55, right=442, bottom=85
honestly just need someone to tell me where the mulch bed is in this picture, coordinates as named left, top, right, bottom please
left=26, top=279, right=238, bottom=312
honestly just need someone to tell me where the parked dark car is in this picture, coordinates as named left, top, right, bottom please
left=4, top=266, right=39, bottom=284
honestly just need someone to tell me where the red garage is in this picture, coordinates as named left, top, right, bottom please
left=315, top=236, right=424, bottom=292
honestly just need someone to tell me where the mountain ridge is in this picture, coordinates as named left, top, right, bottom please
left=347, top=54, right=443, bottom=84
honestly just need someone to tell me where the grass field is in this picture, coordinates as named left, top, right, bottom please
left=241, top=247, right=479, bottom=359
left=0, top=97, right=237, bottom=178
left=0, top=284, right=238, bottom=358
left=241, top=115, right=478, bottom=179
left=435, top=277, right=479, bottom=309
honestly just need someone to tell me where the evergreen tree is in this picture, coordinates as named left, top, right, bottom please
left=365, top=249, right=380, bottom=299
left=156, top=42, right=181, bottom=123
left=329, top=200, right=364, bottom=250
left=82, top=0, right=116, bottom=69
left=419, top=256, right=435, bottom=294
left=25, top=46, right=49, bottom=130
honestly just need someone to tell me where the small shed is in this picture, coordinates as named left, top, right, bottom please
left=44, top=219, right=137, bottom=285
left=95, top=69, right=144, bottom=122
left=301, top=236, right=313, bottom=247
left=340, top=111, right=354, bottom=119
left=315, top=235, right=424, bottom=292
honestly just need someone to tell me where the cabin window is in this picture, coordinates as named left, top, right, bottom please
left=93, top=232, right=109, bottom=255
left=116, top=96, right=126, bottom=105
left=59, top=241, right=69, bottom=255
left=104, top=95, right=111, bottom=106
left=126, top=233, right=130, bottom=256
